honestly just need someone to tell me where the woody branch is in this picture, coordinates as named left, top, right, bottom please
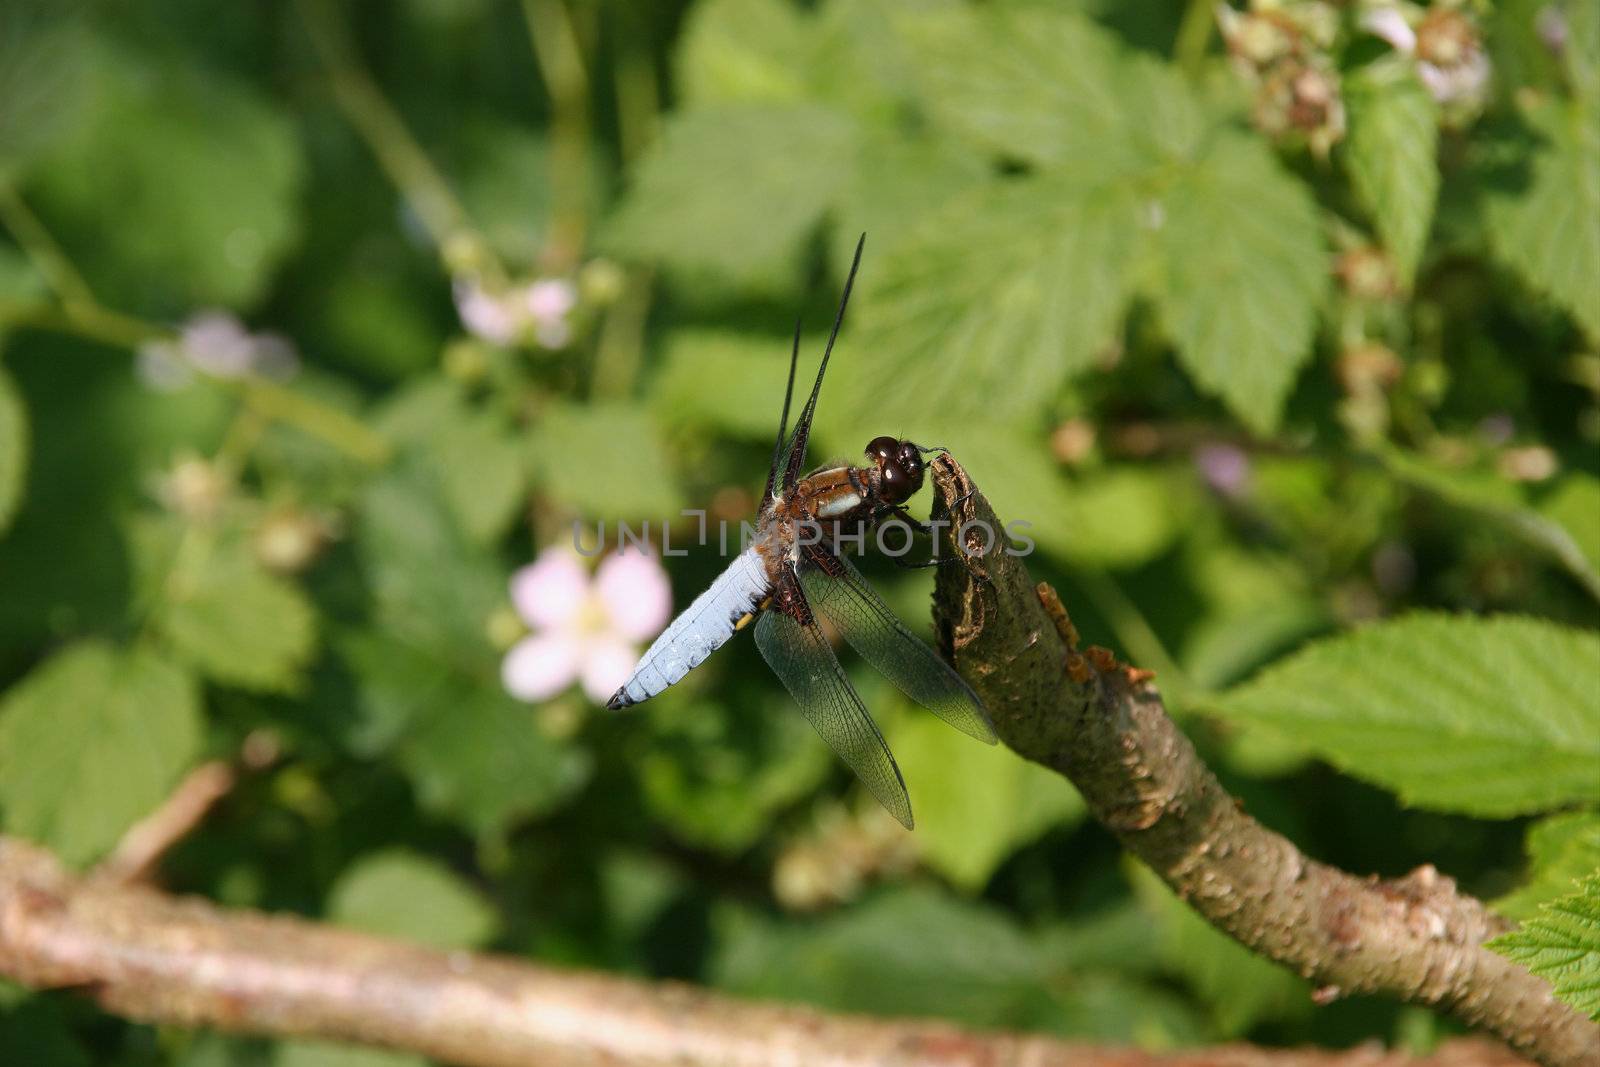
left=0, top=835, right=1540, bottom=1067
left=926, top=455, right=1597, bottom=1067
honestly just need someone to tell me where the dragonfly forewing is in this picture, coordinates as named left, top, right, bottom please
left=753, top=607, right=913, bottom=829
left=800, top=555, right=997, bottom=744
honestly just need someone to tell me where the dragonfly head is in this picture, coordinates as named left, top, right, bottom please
left=866, top=435, right=925, bottom=505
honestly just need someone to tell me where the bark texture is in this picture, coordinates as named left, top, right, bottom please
left=927, top=455, right=1598, bottom=1067
left=0, top=836, right=1541, bottom=1067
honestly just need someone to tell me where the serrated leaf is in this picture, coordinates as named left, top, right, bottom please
left=528, top=400, right=684, bottom=519
left=0, top=360, right=25, bottom=535
left=1489, top=874, right=1600, bottom=1018
left=0, top=641, right=202, bottom=866
left=1211, top=614, right=1600, bottom=816
left=327, top=848, right=497, bottom=949
left=1497, top=812, right=1600, bottom=921
left=29, top=39, right=302, bottom=311
left=358, top=462, right=504, bottom=662
left=355, top=465, right=592, bottom=836
left=396, top=685, right=592, bottom=840
left=134, top=519, right=318, bottom=694
left=829, top=132, right=988, bottom=273
left=839, top=175, right=1144, bottom=427
left=893, top=707, right=1083, bottom=892
left=678, top=0, right=816, bottom=106
left=1483, top=97, right=1600, bottom=342
left=650, top=330, right=797, bottom=440
left=1157, top=131, right=1327, bottom=434
left=604, top=104, right=855, bottom=281
left=376, top=380, right=525, bottom=544
left=897, top=7, right=1164, bottom=174
left=1344, top=59, right=1440, bottom=284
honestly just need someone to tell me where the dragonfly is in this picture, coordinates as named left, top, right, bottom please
left=607, top=234, right=997, bottom=828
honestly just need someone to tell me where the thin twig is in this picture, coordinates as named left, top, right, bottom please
left=94, top=762, right=236, bottom=886
left=0, top=836, right=1536, bottom=1067
left=926, top=455, right=1599, bottom=1067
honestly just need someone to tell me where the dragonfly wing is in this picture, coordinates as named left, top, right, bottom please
left=800, top=554, right=997, bottom=744
left=608, top=547, right=770, bottom=709
left=754, top=607, right=913, bottom=829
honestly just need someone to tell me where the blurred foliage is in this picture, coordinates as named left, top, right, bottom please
left=0, top=0, right=1597, bottom=1058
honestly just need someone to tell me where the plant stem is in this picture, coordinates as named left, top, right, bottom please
left=238, top=377, right=391, bottom=465
left=1175, top=0, right=1216, bottom=78
left=522, top=0, right=592, bottom=273
left=0, top=182, right=100, bottom=314
left=294, top=0, right=502, bottom=283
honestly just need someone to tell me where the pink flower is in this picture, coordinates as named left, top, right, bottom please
left=453, top=275, right=579, bottom=350
left=501, top=547, right=672, bottom=705
left=135, top=311, right=300, bottom=392
left=1195, top=442, right=1252, bottom=499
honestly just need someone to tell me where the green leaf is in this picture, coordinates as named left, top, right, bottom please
left=650, top=330, right=797, bottom=440
left=637, top=692, right=832, bottom=853
left=0, top=360, right=25, bottom=535
left=1483, top=97, right=1600, bottom=342
left=1489, top=873, right=1600, bottom=1018
left=1128, top=864, right=1310, bottom=1035
left=838, top=175, right=1144, bottom=428
left=29, top=39, right=302, bottom=311
left=893, top=706, right=1083, bottom=892
left=1497, top=812, right=1600, bottom=921
left=356, top=466, right=591, bottom=836
left=1541, top=473, right=1600, bottom=580
left=604, top=104, right=856, bottom=281
left=1380, top=447, right=1600, bottom=600
left=0, top=3, right=91, bottom=174
left=528, top=400, right=684, bottom=519
left=0, top=641, right=202, bottom=866
left=375, top=380, right=525, bottom=544
left=712, top=886, right=1204, bottom=1042
left=327, top=848, right=497, bottom=949
left=133, top=518, right=318, bottom=694
left=898, top=6, right=1179, bottom=174
left=358, top=462, right=504, bottom=663
left=1156, top=130, right=1327, bottom=434
left=1211, top=614, right=1600, bottom=816
left=711, top=886, right=1055, bottom=1028
left=1343, top=58, right=1441, bottom=284
left=395, top=684, right=592, bottom=841
left=678, top=0, right=817, bottom=106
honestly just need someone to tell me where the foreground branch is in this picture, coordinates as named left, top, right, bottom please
left=0, top=837, right=1537, bottom=1067
left=926, top=456, right=1598, bottom=1067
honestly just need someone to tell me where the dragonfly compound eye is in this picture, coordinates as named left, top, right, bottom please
left=866, top=435, right=898, bottom=463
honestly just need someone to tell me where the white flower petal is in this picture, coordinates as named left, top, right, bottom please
left=579, top=636, right=639, bottom=705
left=182, top=311, right=257, bottom=378
left=454, top=278, right=520, bottom=346
left=595, top=548, right=674, bottom=642
left=510, top=548, right=591, bottom=629
left=1361, top=7, right=1417, bottom=54
left=525, top=278, right=578, bottom=321
left=501, top=632, right=581, bottom=702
